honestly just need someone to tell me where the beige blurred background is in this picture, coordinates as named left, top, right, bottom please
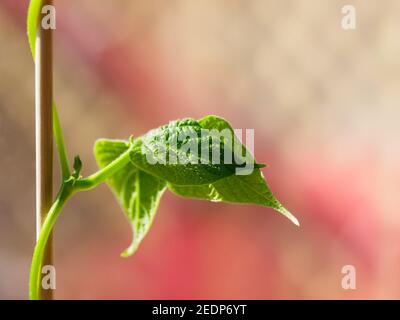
left=0, top=0, right=399, bottom=299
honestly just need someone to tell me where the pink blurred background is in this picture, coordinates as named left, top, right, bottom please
left=0, top=0, right=399, bottom=299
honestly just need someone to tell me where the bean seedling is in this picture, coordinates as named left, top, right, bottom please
left=27, top=0, right=299, bottom=300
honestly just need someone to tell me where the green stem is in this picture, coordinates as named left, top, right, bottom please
left=75, top=145, right=133, bottom=191
left=29, top=181, right=74, bottom=300
left=53, top=102, right=70, bottom=180
left=29, top=146, right=132, bottom=299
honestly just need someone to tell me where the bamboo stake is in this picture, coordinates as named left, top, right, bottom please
left=35, top=0, right=54, bottom=300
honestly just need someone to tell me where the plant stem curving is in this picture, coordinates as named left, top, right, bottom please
left=29, top=146, right=132, bottom=299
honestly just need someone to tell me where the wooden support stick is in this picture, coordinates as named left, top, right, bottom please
left=35, top=0, right=54, bottom=300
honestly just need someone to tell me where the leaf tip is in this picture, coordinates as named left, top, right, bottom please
left=120, top=251, right=130, bottom=258
left=120, top=238, right=140, bottom=258
left=275, top=205, right=300, bottom=227
left=255, top=163, right=267, bottom=169
left=291, top=216, right=300, bottom=227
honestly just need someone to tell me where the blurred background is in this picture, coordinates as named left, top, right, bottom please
left=0, top=0, right=399, bottom=299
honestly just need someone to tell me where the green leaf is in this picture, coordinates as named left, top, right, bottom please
left=199, top=115, right=236, bottom=132
left=94, top=139, right=167, bottom=256
left=129, top=118, right=258, bottom=185
left=168, top=116, right=299, bottom=226
left=94, top=116, right=297, bottom=257
left=27, top=0, right=42, bottom=60
left=169, top=169, right=298, bottom=226
left=199, top=115, right=255, bottom=163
